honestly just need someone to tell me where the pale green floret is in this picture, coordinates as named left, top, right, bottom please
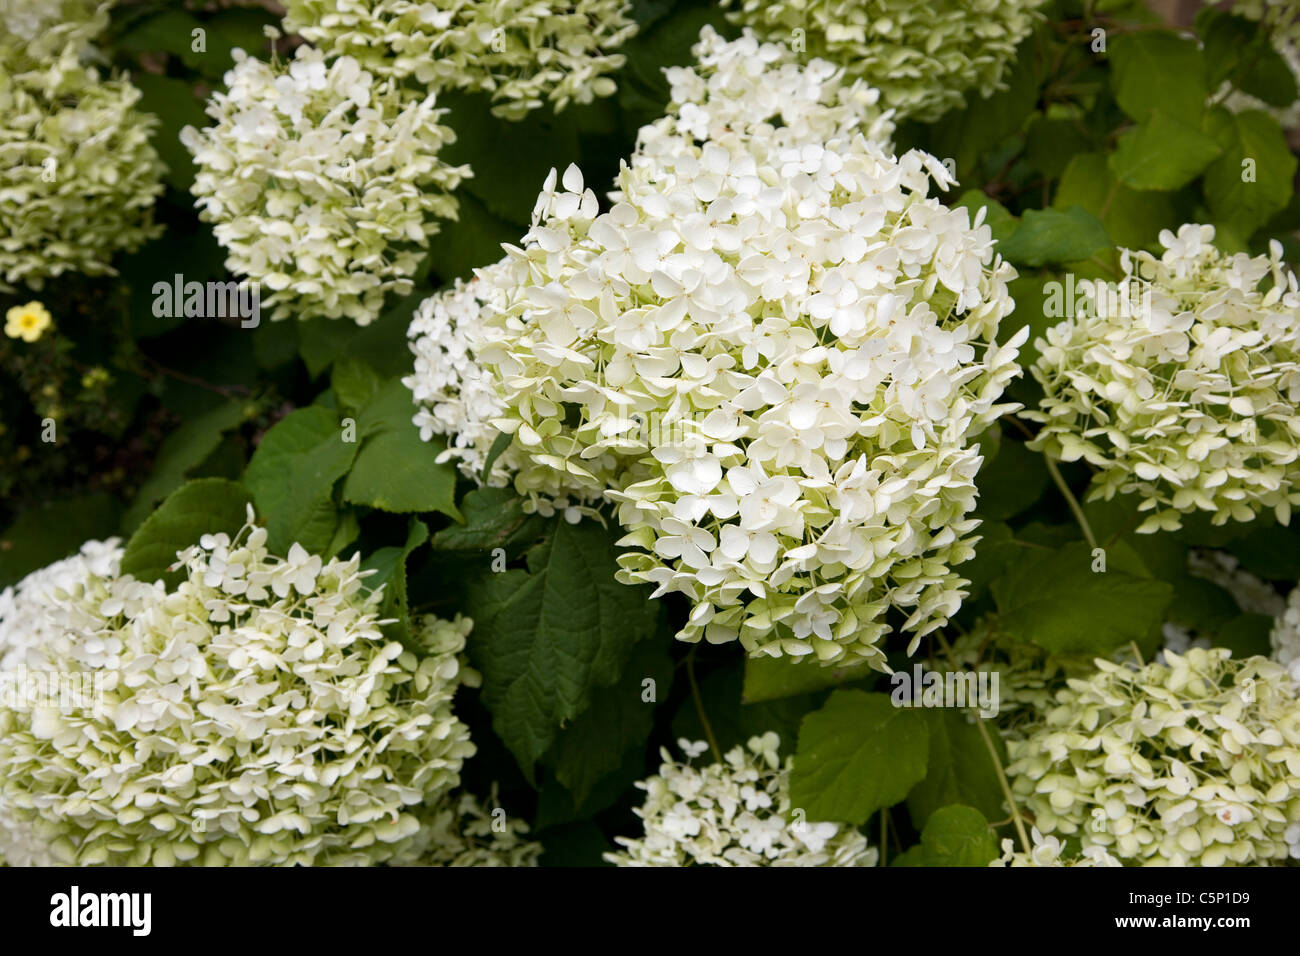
left=282, top=0, right=638, bottom=120
left=0, top=521, right=480, bottom=866
left=721, top=0, right=1046, bottom=122
left=1006, top=648, right=1300, bottom=866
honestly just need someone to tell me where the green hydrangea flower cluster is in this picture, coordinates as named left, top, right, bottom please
left=1006, top=648, right=1300, bottom=866
left=720, top=0, right=1046, bottom=122
left=1023, top=225, right=1300, bottom=534
left=0, top=6, right=164, bottom=290
left=0, top=520, right=481, bottom=866
left=282, top=0, right=638, bottom=120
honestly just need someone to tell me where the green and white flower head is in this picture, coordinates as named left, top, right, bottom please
left=719, top=0, right=1046, bottom=122
left=1006, top=648, right=1300, bottom=866
left=281, top=0, right=638, bottom=120
left=403, top=256, right=599, bottom=521
left=470, top=36, right=1021, bottom=665
left=0, top=47, right=165, bottom=290
left=1023, top=224, right=1300, bottom=534
left=0, top=515, right=479, bottom=866
left=416, top=789, right=543, bottom=867
left=989, top=827, right=1122, bottom=867
left=606, top=734, right=877, bottom=867
left=181, top=43, right=468, bottom=324
left=0, top=0, right=111, bottom=68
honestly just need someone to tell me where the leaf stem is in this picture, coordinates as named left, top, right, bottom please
left=1045, top=456, right=1098, bottom=550
left=686, top=649, right=722, bottom=764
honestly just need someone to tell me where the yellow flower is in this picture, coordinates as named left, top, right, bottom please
left=5, top=302, right=53, bottom=342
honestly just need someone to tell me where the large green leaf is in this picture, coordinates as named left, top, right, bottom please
left=741, top=654, right=874, bottom=705
left=992, top=541, right=1174, bottom=655
left=1108, top=112, right=1222, bottom=190
left=1054, top=152, right=1178, bottom=249
left=906, top=710, right=1007, bottom=829
left=243, top=405, right=357, bottom=554
left=915, top=805, right=1000, bottom=867
left=551, top=636, right=673, bottom=808
left=120, top=478, right=252, bottom=587
left=1109, top=31, right=1207, bottom=125
left=995, top=207, right=1112, bottom=267
left=341, top=379, right=460, bottom=517
left=431, top=487, right=548, bottom=556
left=464, top=519, right=662, bottom=778
left=360, top=519, right=429, bottom=650
left=0, top=494, right=123, bottom=589
left=1202, top=107, right=1298, bottom=239
left=789, top=690, right=930, bottom=826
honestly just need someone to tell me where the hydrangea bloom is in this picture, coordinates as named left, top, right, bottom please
left=281, top=0, right=637, bottom=120
left=467, top=38, right=1021, bottom=664
left=720, top=0, right=1045, bottom=121
left=180, top=44, right=468, bottom=324
left=0, top=0, right=111, bottom=68
left=605, top=734, right=877, bottom=866
left=0, top=48, right=164, bottom=289
left=1023, top=225, right=1300, bottom=534
left=415, top=789, right=543, bottom=867
left=1006, top=648, right=1300, bottom=866
left=989, top=827, right=1122, bottom=867
left=0, top=518, right=479, bottom=866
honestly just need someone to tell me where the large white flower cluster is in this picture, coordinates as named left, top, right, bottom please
left=0, top=519, right=481, bottom=866
left=605, top=734, right=876, bottom=867
left=281, top=0, right=637, bottom=120
left=0, top=13, right=164, bottom=290
left=719, top=0, right=1045, bottom=122
left=181, top=45, right=468, bottom=324
left=1023, top=225, right=1300, bottom=534
left=1006, top=648, right=1300, bottom=866
left=410, top=28, right=1024, bottom=667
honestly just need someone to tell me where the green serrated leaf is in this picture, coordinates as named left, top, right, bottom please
left=431, top=487, right=548, bottom=555
left=341, top=380, right=460, bottom=517
left=360, top=519, right=429, bottom=650
left=789, top=690, right=930, bottom=826
left=465, top=519, right=662, bottom=779
left=907, top=711, right=1007, bottom=829
left=120, top=479, right=251, bottom=587
left=741, top=655, right=874, bottom=705
left=1055, top=152, right=1178, bottom=249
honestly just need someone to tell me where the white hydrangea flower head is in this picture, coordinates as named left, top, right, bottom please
left=1023, top=224, right=1300, bottom=534
left=414, top=789, right=543, bottom=867
left=606, top=734, right=877, bottom=866
left=989, top=827, right=1123, bottom=867
left=720, top=0, right=1046, bottom=122
left=180, top=45, right=469, bottom=324
left=468, top=31, right=1023, bottom=667
left=0, top=0, right=111, bottom=68
left=1006, top=648, right=1300, bottom=866
left=281, top=0, right=638, bottom=120
left=0, top=48, right=165, bottom=289
left=0, top=518, right=479, bottom=866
